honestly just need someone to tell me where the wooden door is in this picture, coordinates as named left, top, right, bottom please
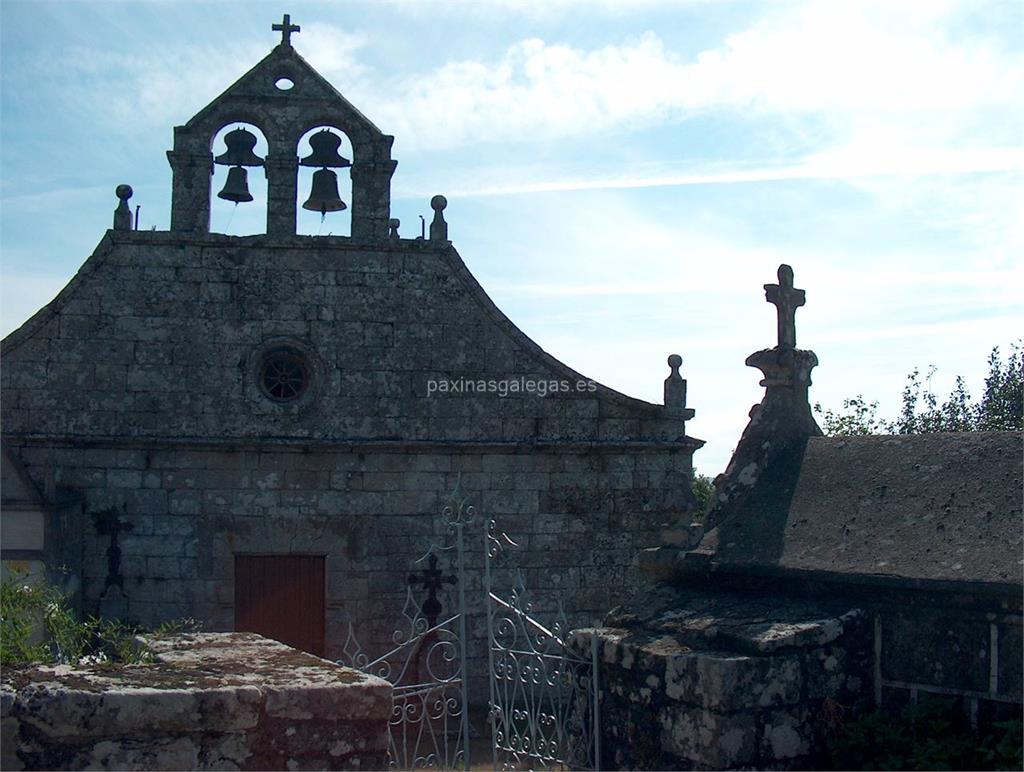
left=234, top=554, right=325, bottom=656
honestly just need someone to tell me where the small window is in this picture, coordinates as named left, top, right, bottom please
left=274, top=77, right=295, bottom=91
left=259, top=348, right=309, bottom=402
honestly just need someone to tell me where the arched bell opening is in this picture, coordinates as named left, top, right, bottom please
left=209, top=122, right=269, bottom=236
left=295, top=126, right=353, bottom=237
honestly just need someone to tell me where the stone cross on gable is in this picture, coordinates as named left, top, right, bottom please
left=764, top=264, right=806, bottom=349
left=273, top=14, right=300, bottom=47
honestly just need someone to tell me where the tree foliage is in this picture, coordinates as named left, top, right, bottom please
left=815, top=343, right=1023, bottom=436
left=691, top=472, right=715, bottom=518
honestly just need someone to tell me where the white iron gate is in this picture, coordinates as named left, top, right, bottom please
left=485, top=519, right=601, bottom=771
left=340, top=498, right=600, bottom=771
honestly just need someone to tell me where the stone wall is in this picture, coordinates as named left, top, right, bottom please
left=1, top=229, right=700, bottom=703
left=575, top=587, right=874, bottom=770
left=5, top=440, right=690, bottom=701
left=1, top=633, right=390, bottom=771
left=580, top=577, right=1022, bottom=770
left=0, top=231, right=696, bottom=448
left=873, top=599, right=1022, bottom=723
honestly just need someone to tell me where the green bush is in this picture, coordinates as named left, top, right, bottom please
left=1, top=570, right=199, bottom=667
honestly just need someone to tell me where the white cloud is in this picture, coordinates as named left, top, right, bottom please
left=388, top=0, right=732, bottom=19
left=465, top=188, right=1022, bottom=472
left=369, top=0, right=1023, bottom=151
left=392, top=147, right=1024, bottom=200
left=29, top=1, right=1022, bottom=167
left=288, top=24, right=368, bottom=84
left=40, top=26, right=366, bottom=132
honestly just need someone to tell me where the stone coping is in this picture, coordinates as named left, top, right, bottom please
left=597, top=585, right=864, bottom=657
left=2, top=633, right=392, bottom=770
left=1, top=633, right=388, bottom=734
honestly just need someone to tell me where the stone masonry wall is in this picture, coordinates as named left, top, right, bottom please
left=0, top=231, right=695, bottom=447
left=874, top=602, right=1022, bottom=725
left=6, top=440, right=691, bottom=702
left=1, top=633, right=390, bottom=771
left=579, top=579, right=1022, bottom=770
left=1, top=229, right=699, bottom=703
left=573, top=590, right=875, bottom=770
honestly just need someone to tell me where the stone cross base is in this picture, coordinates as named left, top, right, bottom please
left=570, top=591, right=870, bottom=770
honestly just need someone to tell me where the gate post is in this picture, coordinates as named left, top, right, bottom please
left=484, top=517, right=499, bottom=771
left=591, top=633, right=602, bottom=772
left=455, top=514, right=470, bottom=770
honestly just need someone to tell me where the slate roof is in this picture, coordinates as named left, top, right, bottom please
left=711, top=431, right=1022, bottom=587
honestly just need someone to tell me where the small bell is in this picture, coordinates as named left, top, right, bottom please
left=214, top=127, right=264, bottom=167
left=302, top=168, right=346, bottom=214
left=299, top=130, right=350, bottom=168
left=218, top=166, right=253, bottom=203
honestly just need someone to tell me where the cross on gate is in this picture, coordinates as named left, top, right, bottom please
left=273, top=14, right=300, bottom=47
left=764, top=263, right=806, bottom=349
left=408, top=552, right=457, bottom=628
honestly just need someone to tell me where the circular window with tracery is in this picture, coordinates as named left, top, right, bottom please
left=259, top=349, right=309, bottom=402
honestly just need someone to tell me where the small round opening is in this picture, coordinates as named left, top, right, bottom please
left=274, top=77, right=295, bottom=91
left=259, top=349, right=309, bottom=402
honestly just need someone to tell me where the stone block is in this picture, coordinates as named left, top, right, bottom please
left=124, top=489, right=169, bottom=515
left=760, top=706, right=813, bottom=762
left=1, top=634, right=390, bottom=771
left=659, top=705, right=758, bottom=768
left=881, top=612, right=990, bottom=692
left=168, top=491, right=201, bottom=515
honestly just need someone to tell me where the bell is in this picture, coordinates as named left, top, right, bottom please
left=214, top=127, right=264, bottom=167
left=299, top=130, right=350, bottom=168
left=217, top=166, right=253, bottom=203
left=302, top=168, right=346, bottom=213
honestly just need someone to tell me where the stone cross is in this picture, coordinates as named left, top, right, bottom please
left=273, top=14, right=300, bottom=47
left=764, top=264, right=805, bottom=349
left=408, top=552, right=457, bottom=628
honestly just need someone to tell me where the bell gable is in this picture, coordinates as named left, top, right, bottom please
left=168, top=24, right=395, bottom=240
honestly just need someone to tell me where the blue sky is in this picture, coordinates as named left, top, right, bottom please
left=2, top=0, right=1021, bottom=474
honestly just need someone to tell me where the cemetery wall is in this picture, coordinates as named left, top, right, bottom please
left=0, top=633, right=390, bottom=771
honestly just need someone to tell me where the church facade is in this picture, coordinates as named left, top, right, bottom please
left=0, top=18, right=701, bottom=673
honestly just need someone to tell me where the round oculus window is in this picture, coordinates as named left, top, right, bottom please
left=259, top=349, right=309, bottom=402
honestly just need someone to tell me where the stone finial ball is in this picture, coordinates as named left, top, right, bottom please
left=668, top=354, right=683, bottom=369
left=430, top=195, right=447, bottom=211
left=115, top=184, right=133, bottom=201
left=389, top=218, right=400, bottom=227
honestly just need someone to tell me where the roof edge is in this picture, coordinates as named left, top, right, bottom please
left=1, top=231, right=116, bottom=354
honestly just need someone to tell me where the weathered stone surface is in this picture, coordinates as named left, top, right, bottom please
left=575, top=587, right=872, bottom=770
left=659, top=705, right=758, bottom=767
left=0, top=20, right=704, bottom=703
left=1, top=633, right=390, bottom=771
left=0, top=231, right=702, bottom=699
left=773, top=432, right=1023, bottom=585
left=1, top=232, right=699, bottom=448
left=590, top=267, right=1022, bottom=770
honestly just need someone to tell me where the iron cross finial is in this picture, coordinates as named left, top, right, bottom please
left=408, top=552, right=458, bottom=627
left=764, top=264, right=806, bottom=349
left=273, top=14, right=300, bottom=47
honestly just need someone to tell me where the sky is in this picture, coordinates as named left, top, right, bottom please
left=1, top=0, right=1021, bottom=474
